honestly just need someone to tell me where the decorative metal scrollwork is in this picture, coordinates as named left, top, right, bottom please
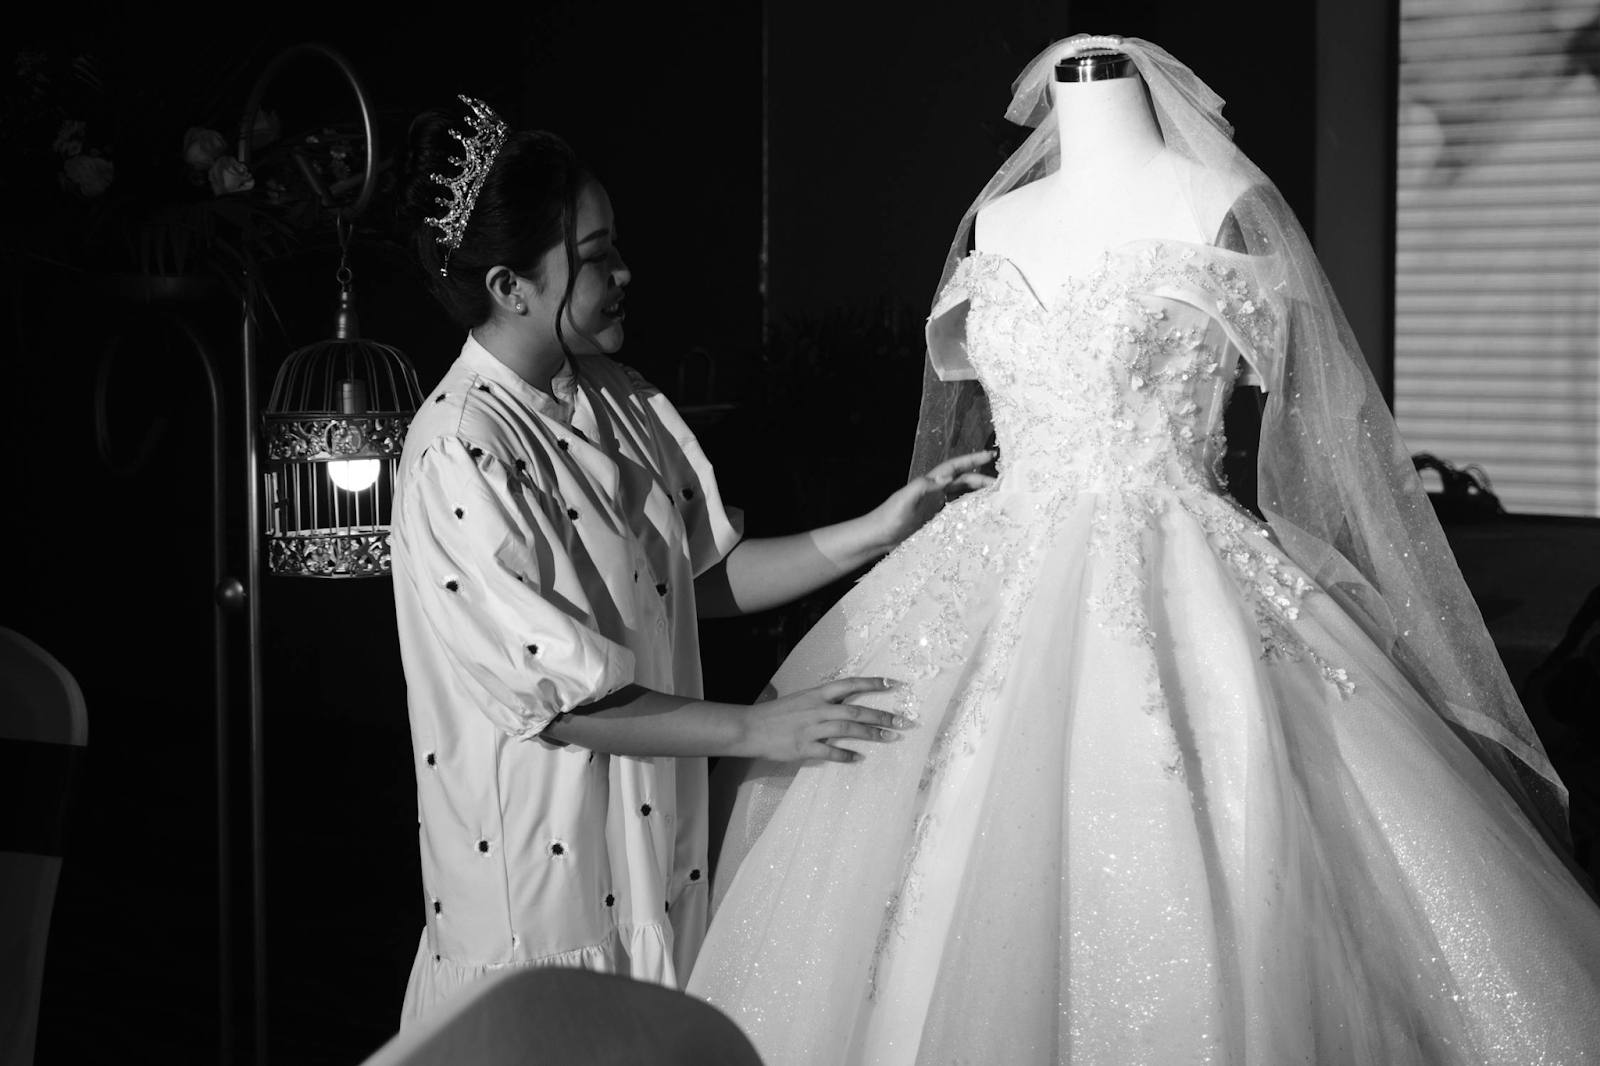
left=267, top=531, right=392, bottom=577
left=264, top=415, right=411, bottom=460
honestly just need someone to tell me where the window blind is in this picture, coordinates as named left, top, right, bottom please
left=1395, top=0, right=1600, bottom=516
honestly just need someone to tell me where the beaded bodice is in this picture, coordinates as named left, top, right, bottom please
left=824, top=242, right=1348, bottom=1000
left=940, top=239, right=1280, bottom=498
left=889, top=237, right=1348, bottom=779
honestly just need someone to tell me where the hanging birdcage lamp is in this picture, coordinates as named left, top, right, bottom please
left=264, top=224, right=424, bottom=577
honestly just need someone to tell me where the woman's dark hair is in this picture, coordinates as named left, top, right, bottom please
left=398, top=102, right=595, bottom=349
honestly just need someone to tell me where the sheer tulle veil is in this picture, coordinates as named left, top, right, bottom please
left=909, top=34, right=1569, bottom=834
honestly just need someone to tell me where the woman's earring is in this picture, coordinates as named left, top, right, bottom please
left=514, top=301, right=526, bottom=313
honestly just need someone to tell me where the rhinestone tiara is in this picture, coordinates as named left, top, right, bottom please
left=424, top=95, right=509, bottom=275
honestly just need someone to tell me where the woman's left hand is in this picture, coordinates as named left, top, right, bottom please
left=869, top=450, right=996, bottom=549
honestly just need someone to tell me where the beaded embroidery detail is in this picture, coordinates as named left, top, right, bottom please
left=948, top=241, right=1348, bottom=694
left=857, top=241, right=1354, bottom=988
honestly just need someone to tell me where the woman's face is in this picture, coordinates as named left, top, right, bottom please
left=541, top=181, right=630, bottom=355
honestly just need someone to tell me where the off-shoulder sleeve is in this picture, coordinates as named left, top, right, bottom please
left=620, top=367, right=745, bottom=576
left=926, top=258, right=978, bottom=382
left=402, top=437, right=635, bottom=739
left=1151, top=253, right=1287, bottom=394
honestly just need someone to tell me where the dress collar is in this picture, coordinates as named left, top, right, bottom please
left=459, top=333, right=581, bottom=425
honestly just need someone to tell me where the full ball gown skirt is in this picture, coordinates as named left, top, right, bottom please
left=686, top=241, right=1600, bottom=1065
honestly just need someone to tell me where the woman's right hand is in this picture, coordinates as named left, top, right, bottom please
left=739, top=677, right=908, bottom=763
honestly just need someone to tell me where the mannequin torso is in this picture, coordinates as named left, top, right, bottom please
left=975, top=71, right=1249, bottom=299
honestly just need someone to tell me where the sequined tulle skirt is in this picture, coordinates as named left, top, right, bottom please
left=686, top=485, right=1600, bottom=1065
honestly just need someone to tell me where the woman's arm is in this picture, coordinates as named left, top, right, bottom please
left=542, top=677, right=907, bottom=763
left=695, top=450, right=995, bottom=618
left=693, top=515, right=891, bottom=618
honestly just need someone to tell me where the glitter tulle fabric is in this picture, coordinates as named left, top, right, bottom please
left=686, top=240, right=1600, bottom=1064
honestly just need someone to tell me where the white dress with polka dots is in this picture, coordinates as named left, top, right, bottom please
left=392, top=336, right=742, bottom=1023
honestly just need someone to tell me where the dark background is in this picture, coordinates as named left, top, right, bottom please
left=5, top=2, right=1592, bottom=1065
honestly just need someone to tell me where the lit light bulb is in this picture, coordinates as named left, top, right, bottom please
left=328, top=459, right=380, bottom=492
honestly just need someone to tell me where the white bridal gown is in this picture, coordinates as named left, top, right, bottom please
left=688, top=239, right=1600, bottom=1064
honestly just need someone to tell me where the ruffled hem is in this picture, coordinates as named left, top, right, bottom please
left=400, top=921, right=677, bottom=1026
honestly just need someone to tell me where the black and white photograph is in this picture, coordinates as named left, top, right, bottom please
left=2, top=1, right=1597, bottom=1063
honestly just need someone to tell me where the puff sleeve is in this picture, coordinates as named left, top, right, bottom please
left=399, top=437, right=635, bottom=739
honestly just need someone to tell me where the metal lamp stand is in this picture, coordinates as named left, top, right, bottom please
left=229, top=42, right=381, bottom=1066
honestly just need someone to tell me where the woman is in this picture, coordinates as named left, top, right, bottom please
left=389, top=96, right=990, bottom=1023
left=689, top=37, right=1600, bottom=1064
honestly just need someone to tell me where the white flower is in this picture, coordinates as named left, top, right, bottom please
left=183, top=127, right=228, bottom=171
left=209, top=156, right=254, bottom=196
left=61, top=154, right=113, bottom=196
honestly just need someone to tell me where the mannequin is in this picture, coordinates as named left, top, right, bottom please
left=974, top=46, right=1249, bottom=300
left=689, top=35, right=1600, bottom=1064
left=958, top=42, right=1265, bottom=436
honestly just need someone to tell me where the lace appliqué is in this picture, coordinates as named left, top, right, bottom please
left=833, top=494, right=1025, bottom=725
left=967, top=241, right=1351, bottom=699
left=1188, top=496, right=1357, bottom=697
left=861, top=241, right=1352, bottom=1000
left=866, top=811, right=939, bottom=1000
